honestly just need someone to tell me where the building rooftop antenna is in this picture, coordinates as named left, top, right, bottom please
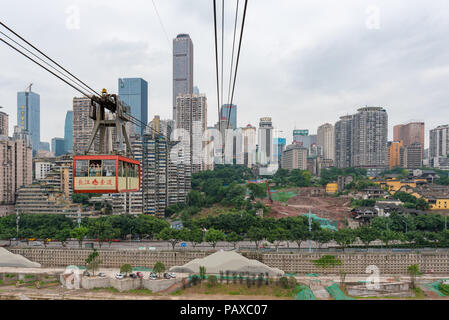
left=25, top=83, right=32, bottom=92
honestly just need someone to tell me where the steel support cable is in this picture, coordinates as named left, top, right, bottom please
left=213, top=0, right=221, bottom=135
left=220, top=0, right=225, bottom=123
left=227, top=0, right=248, bottom=130
left=0, top=30, right=98, bottom=97
left=225, top=0, right=240, bottom=131
left=0, top=22, right=169, bottom=143
left=0, top=36, right=91, bottom=98
left=0, top=21, right=102, bottom=97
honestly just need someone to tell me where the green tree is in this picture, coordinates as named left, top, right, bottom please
left=158, top=227, right=182, bottom=250
left=199, top=266, right=207, bottom=280
left=187, top=190, right=205, bottom=208
left=290, top=224, right=310, bottom=250
left=247, top=226, right=266, bottom=251
left=188, top=227, right=204, bottom=249
left=333, top=228, right=356, bottom=250
left=70, top=226, right=89, bottom=248
left=407, top=264, right=420, bottom=289
left=356, top=226, right=379, bottom=249
left=55, top=228, right=71, bottom=247
left=85, top=249, right=102, bottom=276
left=379, top=230, right=402, bottom=248
left=153, top=261, right=165, bottom=277
left=246, top=183, right=267, bottom=200
left=226, top=231, right=243, bottom=249
left=312, top=229, right=334, bottom=249
left=266, top=227, right=288, bottom=252
left=205, top=228, right=225, bottom=249
left=120, top=264, right=132, bottom=276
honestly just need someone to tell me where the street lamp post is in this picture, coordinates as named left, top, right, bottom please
left=16, top=211, right=20, bottom=246
left=308, top=210, right=312, bottom=253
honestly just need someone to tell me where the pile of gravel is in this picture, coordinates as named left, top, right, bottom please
left=169, top=250, right=284, bottom=276
left=0, top=248, right=41, bottom=268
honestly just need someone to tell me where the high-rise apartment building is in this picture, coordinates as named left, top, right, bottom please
left=429, top=124, right=449, bottom=169
left=17, top=87, right=40, bottom=152
left=220, top=104, right=237, bottom=129
left=258, top=117, right=274, bottom=165
left=73, top=97, right=97, bottom=154
left=51, top=137, right=66, bottom=157
left=393, top=122, right=424, bottom=158
left=281, top=144, right=308, bottom=171
left=175, top=93, right=207, bottom=173
left=64, top=111, right=73, bottom=154
left=118, top=78, right=148, bottom=135
left=293, top=129, right=316, bottom=150
left=403, top=143, right=423, bottom=169
left=0, top=110, right=8, bottom=137
left=351, top=107, right=388, bottom=173
left=317, top=123, right=334, bottom=161
left=0, top=114, right=32, bottom=211
left=242, top=124, right=257, bottom=168
left=276, top=137, right=287, bottom=168
left=173, top=34, right=193, bottom=121
left=387, top=141, right=403, bottom=170
left=334, top=115, right=353, bottom=169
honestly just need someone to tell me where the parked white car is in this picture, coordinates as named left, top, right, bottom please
left=169, top=272, right=176, bottom=278
left=115, top=273, right=125, bottom=280
left=149, top=273, right=157, bottom=280
left=98, top=272, right=106, bottom=277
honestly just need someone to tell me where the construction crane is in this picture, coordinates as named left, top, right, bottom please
left=266, top=180, right=273, bottom=205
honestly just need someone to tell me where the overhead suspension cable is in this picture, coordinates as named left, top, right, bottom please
left=225, top=0, right=240, bottom=130
left=213, top=0, right=221, bottom=135
left=0, top=30, right=98, bottom=98
left=0, top=36, right=91, bottom=98
left=0, top=21, right=102, bottom=97
left=220, top=0, right=225, bottom=123
left=0, top=22, right=169, bottom=141
left=226, top=0, right=248, bottom=130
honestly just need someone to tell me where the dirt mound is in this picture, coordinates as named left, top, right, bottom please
left=169, top=250, right=284, bottom=276
left=0, top=248, right=41, bottom=268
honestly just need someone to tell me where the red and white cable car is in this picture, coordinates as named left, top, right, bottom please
left=72, top=90, right=141, bottom=194
left=73, top=155, right=140, bottom=193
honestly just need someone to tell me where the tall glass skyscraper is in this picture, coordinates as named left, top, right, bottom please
left=64, top=110, right=73, bottom=153
left=173, top=34, right=193, bottom=121
left=51, top=137, right=65, bottom=156
left=17, top=89, right=40, bottom=152
left=220, top=104, right=237, bottom=129
left=118, top=78, right=148, bottom=135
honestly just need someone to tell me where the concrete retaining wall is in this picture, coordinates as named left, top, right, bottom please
left=77, top=276, right=182, bottom=292
left=10, top=248, right=449, bottom=275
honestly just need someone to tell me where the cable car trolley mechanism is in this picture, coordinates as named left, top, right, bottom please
left=73, top=89, right=141, bottom=193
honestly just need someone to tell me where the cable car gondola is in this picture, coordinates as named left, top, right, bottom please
left=72, top=89, right=141, bottom=194
left=73, top=155, right=140, bottom=193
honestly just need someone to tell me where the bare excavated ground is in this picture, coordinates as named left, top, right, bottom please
left=0, top=285, right=290, bottom=300
left=266, top=190, right=353, bottom=228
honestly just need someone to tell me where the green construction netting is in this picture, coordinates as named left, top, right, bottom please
left=132, top=267, right=153, bottom=271
left=285, top=273, right=297, bottom=277
left=187, top=275, right=267, bottom=281
left=302, top=213, right=338, bottom=231
left=271, top=191, right=297, bottom=202
left=423, top=280, right=449, bottom=297
left=294, top=285, right=316, bottom=300
left=305, top=273, right=320, bottom=277
left=326, top=283, right=355, bottom=300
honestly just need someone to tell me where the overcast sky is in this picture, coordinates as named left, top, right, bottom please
left=1, top=0, right=449, bottom=148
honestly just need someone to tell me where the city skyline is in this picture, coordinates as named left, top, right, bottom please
left=1, top=1, right=449, bottom=147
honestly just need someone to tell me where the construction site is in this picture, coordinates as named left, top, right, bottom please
left=263, top=187, right=354, bottom=229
